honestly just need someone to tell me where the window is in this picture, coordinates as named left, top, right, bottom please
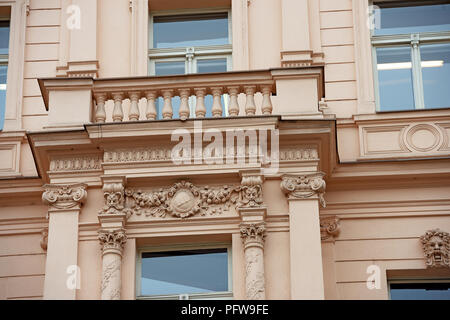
left=0, top=19, right=9, bottom=131
left=137, top=245, right=232, bottom=300
left=148, top=10, right=232, bottom=119
left=389, top=280, right=450, bottom=300
left=371, top=1, right=450, bottom=112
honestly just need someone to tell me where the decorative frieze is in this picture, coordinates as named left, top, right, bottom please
left=98, top=228, right=127, bottom=256
left=280, top=173, right=326, bottom=207
left=420, top=229, right=450, bottom=268
left=104, top=148, right=172, bottom=163
left=49, top=155, right=102, bottom=172
left=42, top=183, right=87, bottom=210
left=320, top=216, right=340, bottom=241
left=279, top=148, right=318, bottom=161
left=125, top=181, right=239, bottom=218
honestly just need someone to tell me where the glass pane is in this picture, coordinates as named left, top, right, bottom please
left=141, top=249, right=228, bottom=296
left=197, top=58, right=227, bottom=73
left=421, top=43, right=450, bottom=109
left=374, top=3, right=450, bottom=35
left=155, top=61, right=186, bottom=76
left=0, top=21, right=10, bottom=55
left=376, top=46, right=415, bottom=111
left=390, top=283, right=450, bottom=300
left=0, top=65, right=7, bottom=131
left=154, top=61, right=185, bottom=119
left=153, top=13, right=228, bottom=49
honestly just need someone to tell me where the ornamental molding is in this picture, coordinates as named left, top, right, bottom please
left=124, top=176, right=265, bottom=219
left=280, top=173, right=326, bottom=207
left=42, top=183, right=87, bottom=210
left=124, top=181, right=240, bottom=219
left=320, top=216, right=340, bottom=241
left=103, top=147, right=317, bottom=164
left=40, top=228, right=48, bottom=251
left=98, top=228, right=127, bottom=256
left=100, top=182, right=125, bottom=215
left=240, top=222, right=267, bottom=249
left=49, top=155, right=102, bottom=172
left=104, top=148, right=172, bottom=163
left=420, top=229, right=450, bottom=269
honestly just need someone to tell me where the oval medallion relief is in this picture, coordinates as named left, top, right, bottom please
left=170, top=189, right=197, bottom=217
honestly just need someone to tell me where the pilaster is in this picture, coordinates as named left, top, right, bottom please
left=42, top=183, right=87, bottom=300
left=281, top=172, right=326, bottom=299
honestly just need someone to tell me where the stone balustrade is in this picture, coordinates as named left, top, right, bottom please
left=39, top=67, right=324, bottom=128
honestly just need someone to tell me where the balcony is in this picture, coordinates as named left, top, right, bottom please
left=38, top=67, right=325, bottom=129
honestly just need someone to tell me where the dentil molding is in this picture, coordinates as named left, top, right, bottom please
left=280, top=173, right=326, bottom=207
left=420, top=229, right=450, bottom=269
left=42, top=183, right=87, bottom=210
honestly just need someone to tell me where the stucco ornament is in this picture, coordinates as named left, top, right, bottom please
left=98, top=228, right=127, bottom=255
left=240, top=222, right=266, bottom=300
left=280, top=173, right=326, bottom=207
left=125, top=181, right=239, bottom=218
left=237, top=176, right=263, bottom=208
left=320, top=216, right=341, bottom=241
left=42, top=183, right=87, bottom=210
left=100, top=182, right=125, bottom=215
left=40, top=228, right=48, bottom=251
left=420, top=229, right=450, bottom=268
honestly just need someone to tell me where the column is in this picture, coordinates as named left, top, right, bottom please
left=42, top=183, right=87, bottom=300
left=98, top=176, right=128, bottom=300
left=280, top=172, right=326, bottom=299
left=237, top=173, right=267, bottom=300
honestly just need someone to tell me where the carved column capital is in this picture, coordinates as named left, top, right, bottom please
left=420, top=229, right=450, bottom=269
left=42, top=183, right=87, bottom=211
left=98, top=228, right=127, bottom=256
left=238, top=175, right=264, bottom=208
left=240, top=222, right=267, bottom=249
left=280, top=172, right=326, bottom=207
left=320, top=216, right=341, bottom=242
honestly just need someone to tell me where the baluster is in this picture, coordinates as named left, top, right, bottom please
left=112, top=92, right=124, bottom=122
left=195, top=88, right=206, bottom=118
left=128, top=91, right=141, bottom=121
left=260, top=85, right=273, bottom=115
left=145, top=91, right=157, bottom=120
left=227, top=86, right=240, bottom=116
left=94, top=93, right=107, bottom=123
left=178, top=88, right=190, bottom=120
left=161, top=89, right=174, bottom=120
left=211, top=87, right=223, bottom=117
left=244, top=86, right=256, bottom=116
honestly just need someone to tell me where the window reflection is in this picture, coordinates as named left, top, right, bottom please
left=375, top=3, right=450, bottom=36
left=141, top=249, right=229, bottom=296
left=376, top=46, right=415, bottom=111
left=421, top=43, right=450, bottom=109
left=390, top=283, right=450, bottom=300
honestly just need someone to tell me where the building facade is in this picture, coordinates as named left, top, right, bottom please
left=0, top=0, right=449, bottom=300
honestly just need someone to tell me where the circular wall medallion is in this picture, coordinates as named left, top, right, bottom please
left=170, top=189, right=196, bottom=215
left=406, top=124, right=441, bottom=152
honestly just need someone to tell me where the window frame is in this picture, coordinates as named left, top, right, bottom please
left=370, top=0, right=450, bottom=112
left=388, top=278, right=450, bottom=300
left=148, top=7, right=233, bottom=76
left=136, top=242, right=233, bottom=300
